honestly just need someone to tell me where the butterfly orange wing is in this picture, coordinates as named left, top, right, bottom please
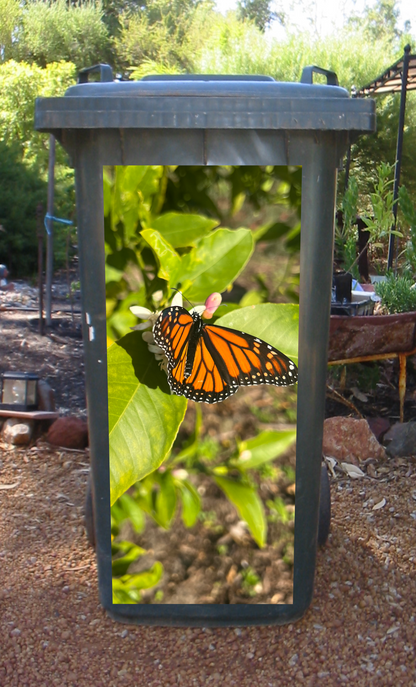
left=153, top=306, right=195, bottom=397
left=183, top=323, right=297, bottom=403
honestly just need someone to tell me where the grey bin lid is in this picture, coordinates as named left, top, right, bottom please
left=35, top=70, right=375, bottom=134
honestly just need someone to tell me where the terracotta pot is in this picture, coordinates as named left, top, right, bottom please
left=328, top=311, right=416, bottom=361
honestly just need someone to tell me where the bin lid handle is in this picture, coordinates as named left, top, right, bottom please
left=300, top=66, right=339, bottom=86
left=78, top=64, right=113, bottom=84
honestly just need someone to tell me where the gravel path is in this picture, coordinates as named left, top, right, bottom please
left=1, top=438, right=415, bottom=686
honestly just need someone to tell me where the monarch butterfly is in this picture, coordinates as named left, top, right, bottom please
left=153, top=305, right=298, bottom=404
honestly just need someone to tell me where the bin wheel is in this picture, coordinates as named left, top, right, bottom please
left=318, top=463, right=331, bottom=546
left=84, top=472, right=96, bottom=549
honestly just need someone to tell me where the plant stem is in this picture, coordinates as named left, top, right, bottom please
left=346, top=242, right=369, bottom=276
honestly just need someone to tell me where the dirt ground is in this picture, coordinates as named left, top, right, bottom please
left=1, top=280, right=416, bottom=684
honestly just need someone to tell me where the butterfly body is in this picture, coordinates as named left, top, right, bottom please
left=153, top=305, right=297, bottom=404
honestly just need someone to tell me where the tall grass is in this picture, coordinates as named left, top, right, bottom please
left=193, top=12, right=407, bottom=91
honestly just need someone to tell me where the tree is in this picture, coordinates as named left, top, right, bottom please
left=114, top=0, right=208, bottom=73
left=14, top=0, right=112, bottom=70
left=0, top=60, right=77, bottom=274
left=0, top=0, right=22, bottom=62
left=346, top=0, right=401, bottom=42
left=0, top=60, right=76, bottom=169
left=236, top=0, right=284, bottom=32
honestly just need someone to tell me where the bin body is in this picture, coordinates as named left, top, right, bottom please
left=35, top=69, right=375, bottom=626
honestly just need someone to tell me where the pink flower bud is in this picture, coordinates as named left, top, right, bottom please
left=203, top=292, right=222, bottom=319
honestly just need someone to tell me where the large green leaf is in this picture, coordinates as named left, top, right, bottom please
left=150, top=212, right=219, bottom=247
left=214, top=476, right=267, bottom=548
left=216, top=303, right=299, bottom=364
left=180, top=228, right=254, bottom=301
left=140, top=228, right=182, bottom=283
left=108, top=332, right=187, bottom=505
left=234, top=430, right=296, bottom=471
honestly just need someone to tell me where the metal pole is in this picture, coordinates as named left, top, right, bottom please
left=36, top=203, right=44, bottom=335
left=387, top=44, right=411, bottom=270
left=45, top=134, right=55, bottom=326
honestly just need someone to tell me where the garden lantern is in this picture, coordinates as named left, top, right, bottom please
left=34, top=64, right=375, bottom=626
left=0, top=371, right=39, bottom=411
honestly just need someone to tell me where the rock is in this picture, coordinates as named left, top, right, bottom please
left=384, top=422, right=416, bottom=457
left=2, top=418, right=34, bottom=445
left=367, top=416, right=390, bottom=442
left=37, top=380, right=55, bottom=412
left=322, top=417, right=387, bottom=463
left=46, top=417, right=88, bottom=449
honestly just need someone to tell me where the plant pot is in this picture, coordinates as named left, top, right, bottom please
left=328, top=311, right=416, bottom=361
left=333, top=270, right=352, bottom=303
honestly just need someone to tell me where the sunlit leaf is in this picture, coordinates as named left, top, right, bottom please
left=141, top=228, right=182, bottom=283
left=180, top=228, right=254, bottom=301
left=150, top=212, right=219, bottom=247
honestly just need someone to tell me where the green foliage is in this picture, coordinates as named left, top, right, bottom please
left=195, top=15, right=398, bottom=88
left=12, top=0, right=111, bottom=70
left=240, top=565, right=261, bottom=596
left=0, top=141, right=46, bottom=275
left=336, top=163, right=404, bottom=276
left=236, top=0, right=284, bottom=32
left=106, top=164, right=299, bottom=551
left=111, top=492, right=146, bottom=536
left=114, top=0, right=205, bottom=73
left=104, top=164, right=299, bottom=339
left=335, top=176, right=359, bottom=277
left=111, top=423, right=296, bottom=549
left=345, top=92, right=416, bottom=203
left=112, top=540, right=163, bottom=603
left=266, top=496, right=294, bottom=524
left=361, top=162, right=400, bottom=244
left=214, top=475, right=267, bottom=547
left=0, top=0, right=21, bottom=62
left=108, top=304, right=298, bottom=505
left=375, top=271, right=416, bottom=313
left=398, top=185, right=416, bottom=275
left=0, top=60, right=76, bottom=166
left=232, top=429, right=297, bottom=471
left=0, top=60, right=76, bottom=274
left=346, top=0, right=401, bottom=42
left=107, top=332, right=187, bottom=505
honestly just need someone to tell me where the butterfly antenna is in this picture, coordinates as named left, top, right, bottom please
left=171, top=288, right=195, bottom=310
